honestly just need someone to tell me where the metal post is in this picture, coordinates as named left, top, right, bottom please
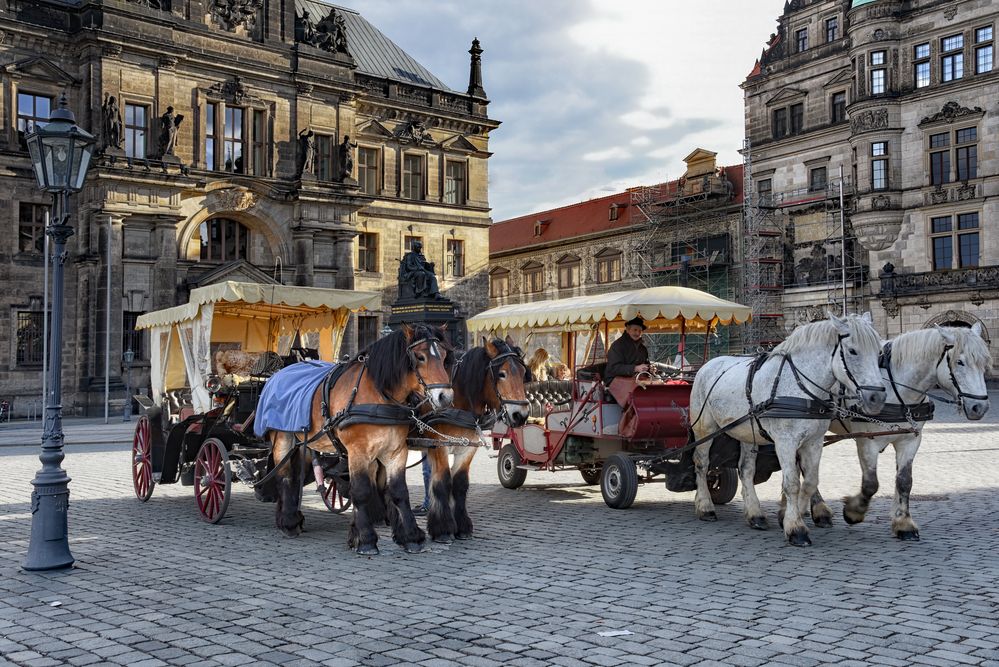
left=839, top=165, right=847, bottom=316
left=104, top=215, right=111, bottom=424
left=23, top=191, right=75, bottom=571
left=42, top=208, right=49, bottom=416
left=122, top=348, right=133, bottom=422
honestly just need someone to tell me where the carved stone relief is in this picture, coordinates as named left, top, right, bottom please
left=850, top=108, right=888, bottom=134
left=208, top=0, right=261, bottom=32
left=919, top=101, right=985, bottom=126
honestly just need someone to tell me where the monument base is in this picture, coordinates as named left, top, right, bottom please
left=388, top=298, right=464, bottom=348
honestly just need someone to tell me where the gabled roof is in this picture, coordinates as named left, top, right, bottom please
left=297, top=0, right=454, bottom=91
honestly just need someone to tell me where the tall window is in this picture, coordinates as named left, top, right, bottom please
left=122, top=311, right=145, bottom=361
left=252, top=110, right=267, bottom=177
left=17, top=93, right=52, bottom=147
left=976, top=26, right=994, bottom=74
left=757, top=179, right=772, bottom=207
left=402, top=154, right=425, bottom=200
left=809, top=166, right=828, bottom=192
left=16, top=311, right=47, bottom=366
left=796, top=28, right=808, bottom=53
left=446, top=239, right=464, bottom=277
left=404, top=235, right=422, bottom=253
left=18, top=202, right=48, bottom=254
left=790, top=103, right=804, bottom=135
left=831, top=92, right=846, bottom=123
left=595, top=249, right=622, bottom=284
left=931, top=213, right=979, bottom=270
left=223, top=107, right=244, bottom=173
left=929, top=132, right=950, bottom=185
left=205, top=103, right=216, bottom=170
left=444, top=161, right=466, bottom=205
left=523, top=262, right=544, bottom=293
left=357, top=316, right=378, bottom=351
left=772, top=108, right=788, bottom=139
left=358, top=147, right=379, bottom=195
left=870, top=51, right=887, bottom=94
left=124, top=104, right=147, bottom=159
left=871, top=141, right=889, bottom=191
left=956, top=127, right=978, bottom=181
left=941, top=34, right=964, bottom=82
left=199, top=218, right=249, bottom=262
left=316, top=134, right=335, bottom=181
left=825, top=17, right=838, bottom=43
left=357, top=232, right=378, bottom=272
left=490, top=269, right=510, bottom=298
left=557, top=255, right=580, bottom=289
left=914, top=43, right=931, bottom=88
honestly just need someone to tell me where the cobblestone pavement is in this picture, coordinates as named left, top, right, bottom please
left=2, top=399, right=998, bottom=667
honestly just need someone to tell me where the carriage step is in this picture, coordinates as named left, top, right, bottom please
left=515, top=464, right=541, bottom=471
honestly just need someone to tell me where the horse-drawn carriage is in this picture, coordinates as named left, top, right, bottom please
left=130, top=281, right=380, bottom=523
left=467, top=286, right=753, bottom=509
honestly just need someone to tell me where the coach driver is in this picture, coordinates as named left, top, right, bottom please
left=605, top=317, right=650, bottom=379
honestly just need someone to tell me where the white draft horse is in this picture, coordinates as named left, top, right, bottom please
left=689, top=313, right=887, bottom=546
left=833, top=324, right=990, bottom=539
left=421, top=337, right=531, bottom=543
left=265, top=324, right=452, bottom=555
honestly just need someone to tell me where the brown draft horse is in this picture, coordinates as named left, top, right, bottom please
left=266, top=324, right=452, bottom=555
left=422, top=337, right=530, bottom=543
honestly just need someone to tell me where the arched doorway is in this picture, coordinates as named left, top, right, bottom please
left=923, top=309, right=990, bottom=343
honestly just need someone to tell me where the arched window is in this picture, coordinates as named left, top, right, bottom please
left=199, top=218, right=249, bottom=262
left=556, top=254, right=581, bottom=289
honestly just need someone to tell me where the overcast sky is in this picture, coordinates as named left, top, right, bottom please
left=347, top=0, right=786, bottom=221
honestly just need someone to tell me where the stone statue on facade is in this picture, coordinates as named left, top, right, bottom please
left=101, top=95, right=123, bottom=152
left=398, top=240, right=442, bottom=300
left=157, top=106, right=183, bottom=158
left=296, top=10, right=318, bottom=46
left=337, top=134, right=354, bottom=181
left=299, top=128, right=316, bottom=177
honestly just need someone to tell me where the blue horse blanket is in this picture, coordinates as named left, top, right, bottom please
left=254, top=361, right=339, bottom=437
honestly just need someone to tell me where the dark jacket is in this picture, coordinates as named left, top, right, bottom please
left=605, top=334, right=649, bottom=379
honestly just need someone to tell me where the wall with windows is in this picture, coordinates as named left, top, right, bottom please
left=745, top=0, right=999, bottom=366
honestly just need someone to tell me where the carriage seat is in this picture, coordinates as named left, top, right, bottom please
left=525, top=380, right=573, bottom=418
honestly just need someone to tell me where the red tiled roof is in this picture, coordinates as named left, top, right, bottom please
left=490, top=164, right=744, bottom=256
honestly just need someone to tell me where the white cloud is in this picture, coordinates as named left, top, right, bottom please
left=583, top=147, right=631, bottom=162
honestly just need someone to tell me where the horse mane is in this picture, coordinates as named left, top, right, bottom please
left=357, top=324, right=438, bottom=395
left=454, top=339, right=523, bottom=412
left=892, top=326, right=992, bottom=372
left=773, top=315, right=881, bottom=356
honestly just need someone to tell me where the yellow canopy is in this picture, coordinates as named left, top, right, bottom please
left=467, top=285, right=752, bottom=333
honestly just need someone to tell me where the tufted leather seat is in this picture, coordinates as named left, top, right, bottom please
left=524, top=380, right=573, bottom=418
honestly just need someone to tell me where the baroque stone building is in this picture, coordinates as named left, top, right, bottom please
left=744, top=0, right=998, bottom=363
left=0, top=0, right=498, bottom=416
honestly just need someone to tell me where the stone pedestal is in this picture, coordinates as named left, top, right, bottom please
left=388, top=298, right=465, bottom=348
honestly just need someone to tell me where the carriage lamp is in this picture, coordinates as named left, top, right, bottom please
left=122, top=348, right=135, bottom=423
left=23, top=93, right=94, bottom=572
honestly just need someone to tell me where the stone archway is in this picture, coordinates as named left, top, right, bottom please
left=923, top=309, right=990, bottom=343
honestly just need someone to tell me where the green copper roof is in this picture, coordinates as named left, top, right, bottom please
left=851, top=0, right=880, bottom=7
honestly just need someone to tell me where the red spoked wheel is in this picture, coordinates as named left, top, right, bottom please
left=132, top=416, right=155, bottom=501
left=321, top=475, right=352, bottom=514
left=194, top=437, right=231, bottom=524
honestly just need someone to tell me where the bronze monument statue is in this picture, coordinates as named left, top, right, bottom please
left=398, top=240, right=442, bottom=300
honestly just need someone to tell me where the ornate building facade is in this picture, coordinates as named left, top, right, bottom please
left=0, top=0, right=498, bottom=416
left=744, top=0, right=997, bottom=363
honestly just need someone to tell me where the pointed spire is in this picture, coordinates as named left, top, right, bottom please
left=467, top=37, right=486, bottom=99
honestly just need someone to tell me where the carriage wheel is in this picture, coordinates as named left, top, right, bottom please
left=579, top=465, right=602, bottom=486
left=132, top=416, right=155, bottom=501
left=601, top=454, right=638, bottom=509
left=194, top=438, right=231, bottom=524
left=497, top=444, right=527, bottom=489
left=708, top=467, right=739, bottom=505
left=321, top=475, right=352, bottom=514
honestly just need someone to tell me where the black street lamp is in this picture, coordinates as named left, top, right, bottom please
left=122, top=348, right=134, bottom=423
left=22, top=93, right=95, bottom=571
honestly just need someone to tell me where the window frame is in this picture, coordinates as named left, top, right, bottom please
left=444, top=159, right=467, bottom=206
left=789, top=103, right=804, bottom=135
left=15, top=310, right=48, bottom=367
left=941, top=34, right=964, bottom=82
left=122, top=311, right=146, bottom=361
left=795, top=27, right=808, bottom=53
left=357, top=232, right=378, bottom=273
left=18, top=202, right=49, bottom=255
left=199, top=217, right=250, bottom=263
left=204, top=100, right=270, bottom=175
left=871, top=141, right=889, bottom=191
left=975, top=25, right=994, bottom=74
left=955, top=127, right=978, bottom=182
left=825, top=17, right=838, bottom=43
left=757, top=178, right=773, bottom=207
left=16, top=92, right=53, bottom=149
left=556, top=255, right=581, bottom=290
left=124, top=103, right=148, bottom=160
left=930, top=213, right=979, bottom=270
left=831, top=91, right=847, bottom=123
left=445, top=238, right=465, bottom=278
left=809, top=166, right=828, bottom=193
left=522, top=262, right=544, bottom=294
left=772, top=108, right=788, bottom=139
left=914, top=42, right=931, bottom=88
left=402, top=153, right=426, bottom=200
left=316, top=133, right=335, bottom=181
left=870, top=51, right=887, bottom=95
left=357, top=145, right=380, bottom=195
left=489, top=268, right=510, bottom=298
left=595, top=249, right=622, bottom=285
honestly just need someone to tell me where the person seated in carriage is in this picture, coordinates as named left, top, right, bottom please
left=605, top=316, right=650, bottom=379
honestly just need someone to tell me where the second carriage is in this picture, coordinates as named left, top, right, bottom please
left=467, top=286, right=755, bottom=509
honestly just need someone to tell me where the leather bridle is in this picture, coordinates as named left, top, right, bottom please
left=486, top=350, right=530, bottom=425
left=832, top=332, right=887, bottom=399
left=937, top=344, right=989, bottom=405
left=407, top=336, right=451, bottom=402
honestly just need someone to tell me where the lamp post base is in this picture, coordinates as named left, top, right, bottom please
left=23, top=472, right=74, bottom=571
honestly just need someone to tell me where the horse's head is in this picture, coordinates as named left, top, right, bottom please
left=828, top=311, right=887, bottom=414
left=935, top=323, right=990, bottom=420
left=402, top=324, right=453, bottom=410
left=484, top=336, right=530, bottom=427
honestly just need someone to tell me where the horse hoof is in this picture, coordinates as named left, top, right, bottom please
left=356, top=544, right=379, bottom=556
left=813, top=515, right=833, bottom=528
left=842, top=507, right=865, bottom=525
left=433, top=534, right=454, bottom=545
left=455, top=532, right=473, bottom=541
left=896, top=530, right=920, bottom=541
left=787, top=529, right=812, bottom=547
left=748, top=516, right=768, bottom=530
left=278, top=524, right=302, bottom=538
left=403, top=541, right=427, bottom=554
left=698, top=511, right=717, bottom=522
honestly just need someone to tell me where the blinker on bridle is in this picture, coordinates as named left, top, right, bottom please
left=938, top=344, right=989, bottom=404
left=832, top=332, right=887, bottom=397
left=488, top=350, right=530, bottom=425
left=407, top=336, right=451, bottom=396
